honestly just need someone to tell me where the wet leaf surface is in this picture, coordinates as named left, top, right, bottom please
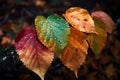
left=61, top=28, right=88, bottom=77
left=15, top=27, right=54, bottom=80
left=63, top=7, right=97, bottom=34
left=0, top=0, right=120, bottom=80
left=35, top=15, right=70, bottom=56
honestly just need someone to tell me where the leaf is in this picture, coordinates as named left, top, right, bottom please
left=91, top=11, right=114, bottom=33
left=61, top=27, right=88, bottom=77
left=63, top=7, right=97, bottom=34
left=105, top=64, right=117, bottom=79
left=35, top=15, right=70, bottom=56
left=1, top=23, right=16, bottom=32
left=15, top=27, right=54, bottom=80
left=87, top=18, right=107, bottom=55
left=1, top=35, right=14, bottom=47
left=0, top=29, right=3, bottom=36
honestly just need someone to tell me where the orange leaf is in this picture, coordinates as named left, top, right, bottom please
left=91, top=11, right=115, bottom=33
left=63, top=7, right=97, bottom=34
left=61, top=28, right=88, bottom=77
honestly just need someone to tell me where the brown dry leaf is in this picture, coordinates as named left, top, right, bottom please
left=110, top=39, right=120, bottom=60
left=63, top=7, right=97, bottom=34
left=105, top=64, right=117, bottom=79
left=61, top=27, right=88, bottom=77
left=91, top=11, right=114, bottom=33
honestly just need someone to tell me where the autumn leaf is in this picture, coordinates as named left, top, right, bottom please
left=91, top=11, right=114, bottom=33
left=63, top=7, right=97, bottom=34
left=61, top=27, right=88, bottom=77
left=87, top=18, right=107, bottom=55
left=1, top=23, right=16, bottom=32
left=15, top=27, right=54, bottom=80
left=35, top=15, right=70, bottom=56
left=0, top=29, right=3, bottom=36
left=1, top=35, right=14, bottom=47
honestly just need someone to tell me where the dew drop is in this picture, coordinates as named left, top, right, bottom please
left=30, top=37, right=32, bottom=39
left=61, top=27, right=64, bottom=30
left=56, top=18, right=59, bottom=21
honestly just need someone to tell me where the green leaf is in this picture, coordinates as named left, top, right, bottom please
left=35, top=15, right=70, bottom=56
left=87, top=18, right=107, bottom=55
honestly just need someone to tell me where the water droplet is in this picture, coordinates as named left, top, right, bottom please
left=44, top=39, right=47, bottom=42
left=30, top=37, right=32, bottom=39
left=57, top=39, right=62, bottom=45
left=57, top=19, right=59, bottom=21
left=61, top=27, right=64, bottom=30
left=54, top=38, right=57, bottom=41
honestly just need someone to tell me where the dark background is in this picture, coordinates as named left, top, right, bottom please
left=0, top=0, right=120, bottom=80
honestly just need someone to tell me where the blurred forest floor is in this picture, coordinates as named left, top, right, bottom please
left=0, top=0, right=120, bottom=80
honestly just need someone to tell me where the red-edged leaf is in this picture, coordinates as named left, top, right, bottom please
left=91, top=11, right=114, bottom=33
left=61, top=28, right=88, bottom=77
left=15, top=27, right=54, bottom=80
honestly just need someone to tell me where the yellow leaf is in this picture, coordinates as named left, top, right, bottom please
left=61, top=27, right=88, bottom=77
left=63, top=7, right=97, bottom=34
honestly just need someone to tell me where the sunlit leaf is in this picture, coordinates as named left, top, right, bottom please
left=35, top=15, right=70, bottom=56
left=15, top=27, right=54, bottom=80
left=63, top=7, right=97, bottom=34
left=61, top=28, right=88, bottom=77
left=87, top=18, right=107, bottom=55
left=91, top=11, right=114, bottom=33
